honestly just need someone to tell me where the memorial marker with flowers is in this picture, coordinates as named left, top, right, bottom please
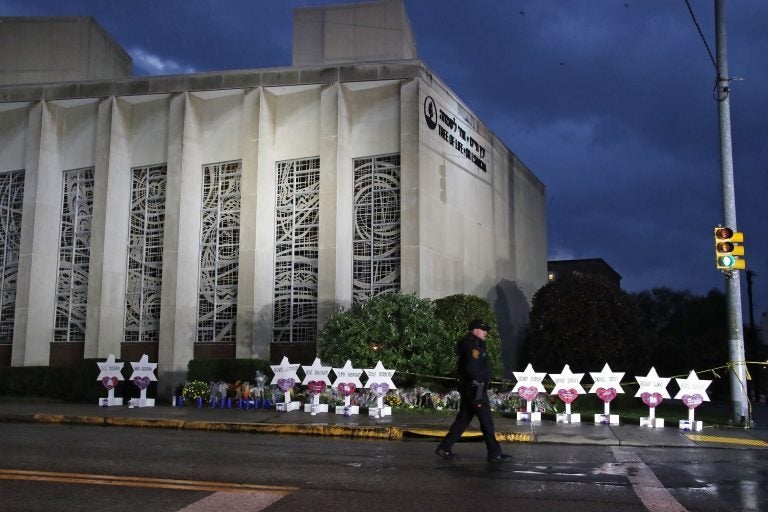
left=128, top=354, right=157, bottom=407
left=635, top=367, right=671, bottom=428
left=674, top=370, right=712, bottom=431
left=302, top=357, right=333, bottom=414
left=364, top=361, right=397, bottom=418
left=549, top=364, right=585, bottom=423
left=271, top=356, right=302, bottom=412
left=512, top=363, right=547, bottom=422
left=332, top=360, right=364, bottom=415
left=96, top=354, right=124, bottom=406
left=588, top=363, right=625, bottom=425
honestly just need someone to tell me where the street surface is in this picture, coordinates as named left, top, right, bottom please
left=1, top=423, right=766, bottom=511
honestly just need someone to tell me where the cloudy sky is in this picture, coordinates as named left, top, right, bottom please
left=4, top=0, right=767, bottom=321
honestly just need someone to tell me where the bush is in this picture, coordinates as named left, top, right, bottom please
left=187, top=358, right=271, bottom=383
left=0, top=359, right=127, bottom=402
left=318, top=293, right=453, bottom=388
left=434, top=294, right=502, bottom=377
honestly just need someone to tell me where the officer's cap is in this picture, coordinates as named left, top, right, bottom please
left=468, top=319, right=491, bottom=332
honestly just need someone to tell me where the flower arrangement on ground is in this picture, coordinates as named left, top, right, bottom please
left=384, top=393, right=403, bottom=407
left=182, top=380, right=211, bottom=402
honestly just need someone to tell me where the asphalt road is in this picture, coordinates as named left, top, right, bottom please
left=1, top=422, right=766, bottom=511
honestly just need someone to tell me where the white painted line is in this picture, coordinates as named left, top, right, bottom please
left=611, top=446, right=688, bottom=512
left=178, top=491, right=286, bottom=512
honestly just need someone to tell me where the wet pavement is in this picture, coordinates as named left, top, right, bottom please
left=1, top=400, right=767, bottom=450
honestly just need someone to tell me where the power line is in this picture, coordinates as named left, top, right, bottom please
left=683, top=0, right=717, bottom=70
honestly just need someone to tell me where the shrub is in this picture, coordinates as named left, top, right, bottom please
left=0, top=359, right=117, bottom=402
left=187, top=358, right=271, bottom=383
left=318, top=292, right=453, bottom=387
left=434, top=294, right=502, bottom=377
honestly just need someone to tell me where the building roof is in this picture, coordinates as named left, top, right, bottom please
left=547, top=258, right=622, bottom=286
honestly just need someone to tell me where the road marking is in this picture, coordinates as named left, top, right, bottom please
left=0, top=469, right=296, bottom=495
left=685, top=434, right=768, bottom=447
left=611, top=447, right=688, bottom=512
left=178, top=491, right=285, bottom=511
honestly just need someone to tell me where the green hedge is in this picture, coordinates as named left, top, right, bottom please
left=187, top=358, right=271, bottom=384
left=0, top=359, right=113, bottom=402
left=0, top=358, right=272, bottom=402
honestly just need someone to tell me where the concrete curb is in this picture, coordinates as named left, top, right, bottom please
left=4, top=411, right=766, bottom=449
left=2, top=412, right=534, bottom=443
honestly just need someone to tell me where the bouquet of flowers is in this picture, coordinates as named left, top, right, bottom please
left=444, top=390, right=460, bottom=409
left=384, top=392, right=403, bottom=408
left=233, top=380, right=251, bottom=400
left=430, top=394, right=447, bottom=410
left=182, top=380, right=211, bottom=402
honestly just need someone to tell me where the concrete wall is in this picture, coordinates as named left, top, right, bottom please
left=414, top=80, right=547, bottom=371
left=0, top=17, right=132, bottom=85
left=293, top=0, right=417, bottom=66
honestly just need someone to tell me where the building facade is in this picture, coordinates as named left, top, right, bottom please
left=0, top=1, right=546, bottom=394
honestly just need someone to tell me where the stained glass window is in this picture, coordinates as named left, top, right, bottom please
left=352, top=154, right=401, bottom=303
left=197, top=161, right=241, bottom=343
left=0, top=170, right=25, bottom=343
left=124, top=164, right=167, bottom=342
left=54, top=167, right=94, bottom=342
left=273, top=157, right=320, bottom=344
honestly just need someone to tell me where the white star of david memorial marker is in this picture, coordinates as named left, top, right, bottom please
left=588, top=363, right=625, bottom=420
left=364, top=361, right=397, bottom=418
left=301, top=357, right=333, bottom=414
left=634, top=367, right=671, bottom=427
left=674, top=370, right=712, bottom=430
left=549, top=365, right=585, bottom=420
left=512, top=363, right=547, bottom=417
left=332, top=360, right=364, bottom=414
left=364, top=361, right=397, bottom=391
left=96, top=354, right=124, bottom=406
left=301, top=357, right=332, bottom=386
left=128, top=354, right=157, bottom=407
left=270, top=356, right=302, bottom=411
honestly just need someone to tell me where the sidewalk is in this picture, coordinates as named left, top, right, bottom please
left=2, top=400, right=767, bottom=450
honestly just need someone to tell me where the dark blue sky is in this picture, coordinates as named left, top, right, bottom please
left=4, top=0, right=767, bottom=322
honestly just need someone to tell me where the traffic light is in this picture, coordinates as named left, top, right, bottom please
left=714, top=227, right=745, bottom=270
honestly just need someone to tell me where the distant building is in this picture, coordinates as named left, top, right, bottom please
left=547, top=259, right=622, bottom=287
left=0, top=0, right=547, bottom=394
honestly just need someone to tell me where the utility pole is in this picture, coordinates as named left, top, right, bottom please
left=715, top=0, right=749, bottom=426
left=745, top=270, right=757, bottom=399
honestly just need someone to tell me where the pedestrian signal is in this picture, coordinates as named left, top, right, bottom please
left=714, top=227, right=745, bottom=270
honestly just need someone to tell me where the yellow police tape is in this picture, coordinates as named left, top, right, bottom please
left=400, top=360, right=768, bottom=390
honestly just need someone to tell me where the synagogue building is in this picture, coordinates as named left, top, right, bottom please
left=0, top=0, right=547, bottom=394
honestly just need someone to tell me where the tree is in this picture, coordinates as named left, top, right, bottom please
left=317, top=293, right=452, bottom=387
left=632, top=287, right=729, bottom=395
left=522, top=275, right=651, bottom=375
left=434, top=293, right=502, bottom=378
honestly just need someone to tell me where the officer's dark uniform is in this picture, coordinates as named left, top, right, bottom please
left=436, top=320, right=506, bottom=461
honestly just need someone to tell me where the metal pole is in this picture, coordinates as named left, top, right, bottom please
left=715, top=0, right=749, bottom=426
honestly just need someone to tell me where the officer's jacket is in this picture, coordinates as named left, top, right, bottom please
left=455, top=332, right=491, bottom=384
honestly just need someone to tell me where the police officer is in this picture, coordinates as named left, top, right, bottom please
left=435, top=319, right=512, bottom=462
